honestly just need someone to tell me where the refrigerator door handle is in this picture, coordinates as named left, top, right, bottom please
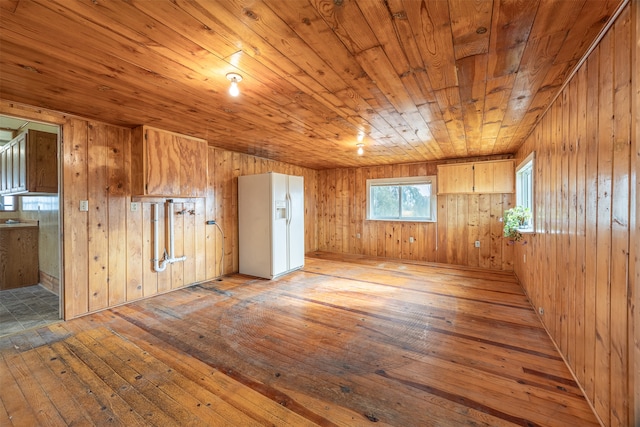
left=286, top=193, right=292, bottom=225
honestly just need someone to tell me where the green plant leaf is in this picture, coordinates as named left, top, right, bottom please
left=503, top=206, right=532, bottom=242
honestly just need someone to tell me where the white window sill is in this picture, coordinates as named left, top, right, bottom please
left=366, top=218, right=437, bottom=223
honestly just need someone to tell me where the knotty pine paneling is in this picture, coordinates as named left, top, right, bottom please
left=513, top=5, right=637, bottom=426
left=0, top=102, right=318, bottom=320
left=207, top=148, right=318, bottom=277
left=631, top=2, right=639, bottom=425
left=317, top=161, right=514, bottom=271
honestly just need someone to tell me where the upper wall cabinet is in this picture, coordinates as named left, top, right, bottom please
left=131, top=126, right=208, bottom=198
left=0, top=130, right=58, bottom=195
left=437, top=159, right=514, bottom=194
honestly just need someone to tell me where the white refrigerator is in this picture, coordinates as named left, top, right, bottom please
left=238, top=172, right=305, bottom=279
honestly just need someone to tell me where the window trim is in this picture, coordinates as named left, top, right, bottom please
left=515, top=152, right=535, bottom=232
left=366, top=176, right=437, bottom=222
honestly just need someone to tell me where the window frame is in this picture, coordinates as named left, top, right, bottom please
left=515, top=152, right=535, bottom=232
left=366, top=176, right=437, bottom=222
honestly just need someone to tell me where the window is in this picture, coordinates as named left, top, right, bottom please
left=367, top=176, right=437, bottom=222
left=515, top=152, right=535, bottom=231
left=0, top=196, right=16, bottom=212
left=21, top=195, right=58, bottom=211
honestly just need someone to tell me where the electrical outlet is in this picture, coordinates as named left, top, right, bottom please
left=130, top=202, right=140, bottom=212
left=474, top=240, right=480, bottom=248
left=356, top=233, right=361, bottom=239
left=79, top=200, right=89, bottom=212
left=409, top=236, right=415, bottom=243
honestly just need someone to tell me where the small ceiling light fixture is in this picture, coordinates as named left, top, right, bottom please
left=357, top=131, right=365, bottom=142
left=357, top=143, right=364, bottom=156
left=226, top=72, right=242, bottom=97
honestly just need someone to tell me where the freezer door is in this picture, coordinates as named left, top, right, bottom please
left=288, top=175, right=305, bottom=270
left=271, top=173, right=289, bottom=277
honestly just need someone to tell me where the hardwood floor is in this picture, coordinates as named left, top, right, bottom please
left=0, top=253, right=599, bottom=426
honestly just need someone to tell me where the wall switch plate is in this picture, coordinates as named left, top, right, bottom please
left=538, top=307, right=544, bottom=315
left=356, top=233, right=361, bottom=239
left=409, top=236, right=415, bottom=243
left=474, top=240, right=480, bottom=248
left=79, top=200, right=89, bottom=212
left=130, top=202, right=140, bottom=212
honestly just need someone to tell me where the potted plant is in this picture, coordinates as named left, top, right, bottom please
left=503, top=205, right=532, bottom=244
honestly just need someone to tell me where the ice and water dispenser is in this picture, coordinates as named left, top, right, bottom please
left=275, top=200, right=287, bottom=219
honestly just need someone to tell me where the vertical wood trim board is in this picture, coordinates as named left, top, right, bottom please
left=316, top=160, right=515, bottom=271
left=630, top=1, right=639, bottom=424
left=514, top=5, right=636, bottom=426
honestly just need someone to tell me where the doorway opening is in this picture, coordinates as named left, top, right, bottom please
left=0, top=115, right=62, bottom=337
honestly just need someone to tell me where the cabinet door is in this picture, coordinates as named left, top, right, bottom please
left=28, top=130, right=58, bottom=193
left=0, top=148, right=7, bottom=193
left=473, top=162, right=494, bottom=193
left=133, top=126, right=208, bottom=197
left=176, top=133, right=207, bottom=198
left=491, top=160, right=515, bottom=193
left=437, top=163, right=474, bottom=194
left=474, top=160, right=515, bottom=193
left=12, top=134, right=27, bottom=193
left=144, top=128, right=181, bottom=196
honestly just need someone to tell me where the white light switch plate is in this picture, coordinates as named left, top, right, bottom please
left=79, top=200, right=89, bottom=212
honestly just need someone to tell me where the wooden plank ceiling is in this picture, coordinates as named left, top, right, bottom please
left=0, top=0, right=623, bottom=169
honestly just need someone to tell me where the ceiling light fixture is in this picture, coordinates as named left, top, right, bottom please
left=226, top=72, right=242, bottom=97
left=357, top=143, right=364, bottom=156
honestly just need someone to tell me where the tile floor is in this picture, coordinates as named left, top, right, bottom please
left=0, top=285, right=60, bottom=337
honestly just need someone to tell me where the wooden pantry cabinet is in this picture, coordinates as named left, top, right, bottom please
left=437, top=159, right=514, bottom=194
left=131, top=126, right=208, bottom=198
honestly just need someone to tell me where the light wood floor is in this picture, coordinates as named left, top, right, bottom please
left=0, top=253, right=599, bottom=426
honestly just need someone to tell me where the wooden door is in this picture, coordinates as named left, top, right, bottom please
left=132, top=126, right=208, bottom=197
left=11, top=133, right=27, bottom=193
left=144, top=127, right=181, bottom=196
left=473, top=160, right=515, bottom=193
left=0, top=148, right=8, bottom=193
left=28, top=130, right=58, bottom=193
left=437, top=163, right=473, bottom=194
left=473, top=162, right=494, bottom=193
left=491, top=160, right=515, bottom=193
left=176, top=133, right=207, bottom=198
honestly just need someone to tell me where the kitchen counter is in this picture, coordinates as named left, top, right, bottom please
left=0, top=220, right=39, bottom=230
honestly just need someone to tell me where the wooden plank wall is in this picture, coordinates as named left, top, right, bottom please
left=61, top=118, right=213, bottom=317
left=513, top=4, right=637, bottom=426
left=316, top=160, right=514, bottom=270
left=207, top=148, right=318, bottom=277
left=0, top=101, right=318, bottom=320
left=631, top=1, right=639, bottom=425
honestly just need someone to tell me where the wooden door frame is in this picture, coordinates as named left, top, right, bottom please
left=630, top=1, right=639, bottom=424
left=0, top=101, right=66, bottom=319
